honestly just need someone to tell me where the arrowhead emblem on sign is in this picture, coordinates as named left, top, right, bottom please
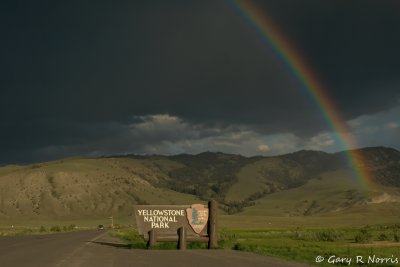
left=186, top=204, right=209, bottom=234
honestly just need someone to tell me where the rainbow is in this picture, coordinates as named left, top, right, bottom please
left=231, top=0, right=374, bottom=191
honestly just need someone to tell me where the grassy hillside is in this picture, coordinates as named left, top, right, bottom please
left=240, top=169, right=400, bottom=216
left=0, top=146, right=399, bottom=225
left=0, top=157, right=199, bottom=221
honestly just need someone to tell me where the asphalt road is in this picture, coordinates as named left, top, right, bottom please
left=0, top=230, right=311, bottom=267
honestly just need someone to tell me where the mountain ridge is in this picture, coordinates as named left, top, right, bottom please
left=0, top=146, right=399, bottom=220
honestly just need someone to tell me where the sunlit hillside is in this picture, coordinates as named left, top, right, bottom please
left=0, top=147, right=399, bottom=226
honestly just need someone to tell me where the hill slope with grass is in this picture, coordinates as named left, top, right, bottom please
left=0, top=147, right=399, bottom=221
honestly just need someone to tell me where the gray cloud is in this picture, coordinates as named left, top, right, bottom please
left=348, top=103, right=400, bottom=149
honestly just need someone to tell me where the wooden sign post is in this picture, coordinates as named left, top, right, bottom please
left=133, top=200, right=218, bottom=250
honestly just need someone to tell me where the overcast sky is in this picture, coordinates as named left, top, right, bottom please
left=1, top=0, right=400, bottom=164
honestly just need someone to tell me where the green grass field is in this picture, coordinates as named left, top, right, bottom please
left=110, top=224, right=400, bottom=267
left=219, top=226, right=400, bottom=267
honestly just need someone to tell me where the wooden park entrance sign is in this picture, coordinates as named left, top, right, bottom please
left=134, top=200, right=218, bottom=250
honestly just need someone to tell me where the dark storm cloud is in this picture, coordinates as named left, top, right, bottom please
left=1, top=0, right=399, bottom=164
left=256, top=0, right=400, bottom=116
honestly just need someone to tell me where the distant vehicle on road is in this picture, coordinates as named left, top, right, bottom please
left=97, top=225, right=104, bottom=230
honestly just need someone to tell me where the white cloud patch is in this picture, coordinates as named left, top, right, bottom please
left=304, top=132, right=336, bottom=150
left=123, top=105, right=400, bottom=156
left=123, top=114, right=303, bottom=156
left=112, top=112, right=400, bottom=156
left=130, top=114, right=194, bottom=140
left=257, top=144, right=270, bottom=152
left=36, top=105, right=399, bottom=161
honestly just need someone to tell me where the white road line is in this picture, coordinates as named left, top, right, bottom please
left=55, top=231, right=109, bottom=267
